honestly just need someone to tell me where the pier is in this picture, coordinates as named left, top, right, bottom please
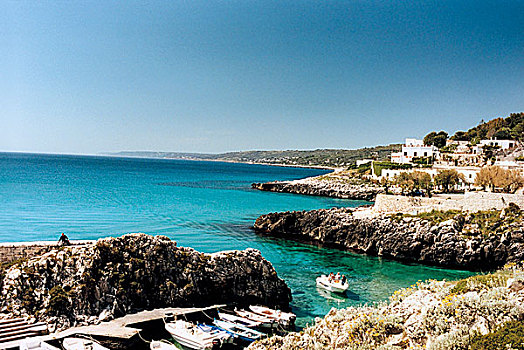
left=0, top=305, right=226, bottom=349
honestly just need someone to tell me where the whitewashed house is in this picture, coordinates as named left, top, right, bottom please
left=479, top=139, right=517, bottom=150
left=391, top=138, right=439, bottom=164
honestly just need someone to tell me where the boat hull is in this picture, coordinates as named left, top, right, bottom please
left=316, top=276, right=349, bottom=294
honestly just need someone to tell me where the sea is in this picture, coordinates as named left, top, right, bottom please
left=0, top=152, right=474, bottom=327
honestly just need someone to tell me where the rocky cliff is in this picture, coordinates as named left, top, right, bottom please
left=0, top=233, right=291, bottom=331
left=252, top=180, right=381, bottom=201
left=254, top=207, right=524, bottom=270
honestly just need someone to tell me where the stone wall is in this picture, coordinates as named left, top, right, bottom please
left=0, top=241, right=94, bottom=264
left=372, top=192, right=524, bottom=214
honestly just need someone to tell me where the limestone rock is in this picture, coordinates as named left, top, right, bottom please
left=0, top=233, right=291, bottom=331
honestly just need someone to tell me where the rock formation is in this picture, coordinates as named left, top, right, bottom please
left=252, top=181, right=382, bottom=201
left=254, top=207, right=524, bottom=271
left=0, top=233, right=291, bottom=331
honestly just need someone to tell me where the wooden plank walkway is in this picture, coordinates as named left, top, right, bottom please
left=0, top=305, right=226, bottom=349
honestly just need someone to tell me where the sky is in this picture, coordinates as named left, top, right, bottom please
left=1, top=0, right=523, bottom=154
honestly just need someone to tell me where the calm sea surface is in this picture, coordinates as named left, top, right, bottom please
left=0, top=153, right=473, bottom=326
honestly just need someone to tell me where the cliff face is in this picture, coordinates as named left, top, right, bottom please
left=254, top=208, right=524, bottom=270
left=0, top=234, right=291, bottom=330
left=252, top=181, right=381, bottom=201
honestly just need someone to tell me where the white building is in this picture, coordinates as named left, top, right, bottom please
left=391, top=138, right=439, bottom=164
left=378, top=165, right=481, bottom=185
left=479, top=139, right=517, bottom=150
left=356, top=159, right=373, bottom=166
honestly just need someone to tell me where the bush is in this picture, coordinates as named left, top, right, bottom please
left=48, top=285, right=71, bottom=315
left=470, top=320, right=524, bottom=350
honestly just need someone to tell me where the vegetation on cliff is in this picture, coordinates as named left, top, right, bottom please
left=249, top=265, right=524, bottom=350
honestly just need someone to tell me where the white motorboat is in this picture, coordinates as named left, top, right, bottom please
left=213, top=319, right=265, bottom=342
left=316, top=275, right=349, bottom=294
left=234, top=309, right=276, bottom=330
left=165, top=320, right=231, bottom=350
left=249, top=306, right=296, bottom=327
left=19, top=338, right=60, bottom=350
left=150, top=340, right=179, bottom=350
left=217, top=311, right=261, bottom=328
left=62, top=337, right=110, bottom=350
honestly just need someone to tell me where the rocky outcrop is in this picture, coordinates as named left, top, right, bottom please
left=0, top=233, right=291, bottom=331
left=252, top=181, right=382, bottom=201
left=254, top=208, right=524, bottom=270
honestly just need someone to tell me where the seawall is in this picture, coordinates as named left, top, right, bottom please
left=372, top=192, right=524, bottom=215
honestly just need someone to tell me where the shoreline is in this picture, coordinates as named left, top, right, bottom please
left=2, top=151, right=339, bottom=171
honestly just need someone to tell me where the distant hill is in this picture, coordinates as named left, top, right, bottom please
left=106, top=144, right=401, bottom=168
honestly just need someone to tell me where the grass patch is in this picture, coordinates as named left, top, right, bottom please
left=470, top=320, right=524, bottom=350
left=450, top=271, right=510, bottom=294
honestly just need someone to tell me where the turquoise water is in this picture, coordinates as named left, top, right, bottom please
left=0, top=153, right=473, bottom=326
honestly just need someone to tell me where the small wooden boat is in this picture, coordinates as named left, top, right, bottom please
left=165, top=320, right=231, bottom=350
left=234, top=309, right=276, bottom=330
left=19, top=338, right=60, bottom=350
left=217, top=311, right=261, bottom=328
left=62, top=337, right=109, bottom=350
left=150, top=339, right=179, bottom=350
left=249, top=306, right=296, bottom=327
left=213, top=319, right=265, bottom=342
left=316, top=275, right=349, bottom=294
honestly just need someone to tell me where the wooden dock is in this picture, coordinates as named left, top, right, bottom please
left=0, top=305, right=226, bottom=349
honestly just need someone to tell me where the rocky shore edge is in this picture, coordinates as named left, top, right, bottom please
left=253, top=206, right=524, bottom=271
left=0, top=233, right=291, bottom=332
left=249, top=265, right=524, bottom=350
left=252, top=177, right=382, bottom=201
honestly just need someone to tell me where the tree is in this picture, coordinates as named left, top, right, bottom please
left=395, top=171, right=433, bottom=196
left=380, top=177, right=391, bottom=194
left=451, top=131, right=469, bottom=141
left=423, top=131, right=448, bottom=148
left=395, top=172, right=415, bottom=195
left=435, top=169, right=464, bottom=193
left=475, top=166, right=524, bottom=193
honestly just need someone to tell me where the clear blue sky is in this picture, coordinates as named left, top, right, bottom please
left=2, top=1, right=523, bottom=154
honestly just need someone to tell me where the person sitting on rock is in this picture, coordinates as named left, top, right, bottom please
left=58, top=232, right=70, bottom=246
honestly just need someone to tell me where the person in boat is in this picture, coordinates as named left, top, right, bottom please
left=335, top=272, right=341, bottom=282
left=328, top=272, right=334, bottom=282
left=58, top=232, right=70, bottom=246
left=341, top=275, right=347, bottom=285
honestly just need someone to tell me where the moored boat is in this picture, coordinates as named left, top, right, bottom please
left=316, top=274, right=349, bottom=294
left=19, top=338, right=60, bottom=350
left=217, top=311, right=261, bottom=328
left=165, top=320, right=231, bottom=350
left=150, top=340, right=179, bottom=350
left=62, top=337, right=109, bottom=350
left=248, top=306, right=296, bottom=327
left=234, top=309, right=276, bottom=330
left=213, top=319, right=265, bottom=342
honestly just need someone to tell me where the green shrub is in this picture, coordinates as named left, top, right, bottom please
left=450, top=272, right=510, bottom=294
left=48, top=285, right=71, bottom=315
left=470, top=320, right=524, bottom=350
